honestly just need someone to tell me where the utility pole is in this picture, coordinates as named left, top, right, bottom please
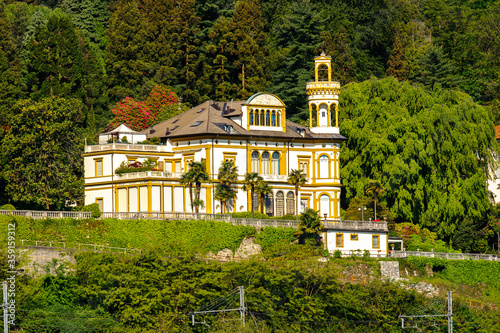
left=2, top=281, right=8, bottom=333
left=400, top=291, right=453, bottom=333
left=239, top=286, right=246, bottom=327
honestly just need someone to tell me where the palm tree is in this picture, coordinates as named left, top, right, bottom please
left=180, top=161, right=210, bottom=213
left=243, top=172, right=263, bottom=217
left=216, top=160, right=239, bottom=213
left=365, top=179, right=385, bottom=220
left=254, top=180, right=272, bottom=214
left=215, top=183, right=236, bottom=214
left=295, top=208, right=325, bottom=245
left=287, top=169, right=307, bottom=219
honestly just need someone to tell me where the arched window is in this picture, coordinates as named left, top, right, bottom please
left=254, top=110, right=259, bottom=125
left=319, top=155, right=329, bottom=178
left=272, top=152, right=280, bottom=175
left=262, top=151, right=270, bottom=174
left=249, top=109, right=254, bottom=125
left=286, top=191, right=295, bottom=215
left=276, top=191, right=284, bottom=216
left=265, top=192, right=274, bottom=216
left=251, top=151, right=259, bottom=173
left=277, top=111, right=281, bottom=127
left=320, top=194, right=329, bottom=218
left=265, top=110, right=270, bottom=126
left=271, top=111, right=276, bottom=126
left=252, top=192, right=259, bottom=212
left=260, top=110, right=265, bottom=126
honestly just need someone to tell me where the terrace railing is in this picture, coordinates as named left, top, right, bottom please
left=323, top=219, right=388, bottom=231
left=85, top=143, right=168, bottom=153
left=390, top=250, right=500, bottom=261
left=0, top=210, right=91, bottom=219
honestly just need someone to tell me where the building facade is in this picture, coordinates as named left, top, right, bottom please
left=83, top=54, right=389, bottom=255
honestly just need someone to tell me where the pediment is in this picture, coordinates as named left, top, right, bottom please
left=246, top=93, right=285, bottom=107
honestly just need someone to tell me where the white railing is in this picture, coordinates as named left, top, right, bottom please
left=0, top=210, right=91, bottom=219
left=116, top=171, right=183, bottom=179
left=19, top=239, right=141, bottom=254
left=85, top=143, right=168, bottom=153
left=261, top=174, right=288, bottom=182
left=101, top=212, right=299, bottom=228
left=390, top=250, right=500, bottom=261
left=323, top=219, right=388, bottom=231
left=306, top=81, right=341, bottom=89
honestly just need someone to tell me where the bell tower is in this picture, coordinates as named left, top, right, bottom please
left=306, top=52, right=340, bottom=134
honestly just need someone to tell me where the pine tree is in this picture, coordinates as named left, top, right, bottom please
left=229, top=0, right=270, bottom=99
left=25, top=10, right=85, bottom=101
left=320, top=27, right=357, bottom=85
left=0, top=2, right=23, bottom=127
left=106, top=0, right=151, bottom=101
left=386, top=33, right=410, bottom=81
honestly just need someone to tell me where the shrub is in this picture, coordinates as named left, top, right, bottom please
left=0, top=204, right=15, bottom=211
left=82, top=203, right=101, bottom=218
left=363, top=249, right=371, bottom=259
left=333, top=249, right=342, bottom=258
left=232, top=211, right=269, bottom=219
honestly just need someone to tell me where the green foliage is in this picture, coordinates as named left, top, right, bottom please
left=114, top=158, right=156, bottom=175
left=254, top=226, right=295, bottom=249
left=340, top=77, right=497, bottom=245
left=232, top=211, right=269, bottom=219
left=82, top=203, right=100, bottom=219
left=295, top=208, right=324, bottom=245
left=0, top=215, right=255, bottom=254
left=406, top=257, right=500, bottom=291
left=1, top=97, right=85, bottom=210
left=333, top=249, right=342, bottom=258
left=0, top=204, right=15, bottom=210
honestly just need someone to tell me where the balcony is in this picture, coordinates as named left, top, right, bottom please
left=116, top=171, right=183, bottom=179
left=85, top=143, right=169, bottom=153
left=306, top=81, right=340, bottom=89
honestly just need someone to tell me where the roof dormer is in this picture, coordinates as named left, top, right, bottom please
left=242, top=92, right=286, bottom=133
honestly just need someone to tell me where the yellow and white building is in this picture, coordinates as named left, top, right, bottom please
left=83, top=54, right=389, bottom=255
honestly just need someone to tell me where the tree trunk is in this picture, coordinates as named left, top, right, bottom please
left=250, top=189, right=254, bottom=218
left=189, top=186, right=194, bottom=213
left=295, top=186, right=299, bottom=220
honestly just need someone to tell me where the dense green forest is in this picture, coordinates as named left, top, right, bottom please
left=1, top=216, right=500, bottom=332
left=1, top=0, right=500, bottom=251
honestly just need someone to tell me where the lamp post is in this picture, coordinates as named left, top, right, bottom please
left=178, top=96, right=183, bottom=110
left=358, top=205, right=367, bottom=221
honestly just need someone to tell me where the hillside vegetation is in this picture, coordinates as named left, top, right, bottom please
left=1, top=216, right=500, bottom=332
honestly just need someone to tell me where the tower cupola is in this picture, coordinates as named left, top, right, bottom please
left=306, top=52, right=340, bottom=134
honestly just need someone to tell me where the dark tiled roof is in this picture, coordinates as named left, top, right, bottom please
left=142, top=100, right=346, bottom=141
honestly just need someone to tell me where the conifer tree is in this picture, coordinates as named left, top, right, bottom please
left=25, top=10, right=85, bottom=101
left=0, top=2, right=23, bottom=127
left=320, top=27, right=356, bottom=85
left=229, top=0, right=270, bottom=99
left=386, top=33, right=410, bottom=81
left=106, top=0, right=151, bottom=101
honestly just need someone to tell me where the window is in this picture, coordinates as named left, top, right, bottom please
left=372, top=234, right=380, bottom=248
left=192, top=121, right=203, bottom=127
left=260, top=111, right=265, bottom=126
left=157, top=161, right=164, bottom=171
left=271, top=111, right=276, bottom=126
left=276, top=191, right=284, bottom=216
left=172, top=119, right=179, bottom=124
left=320, top=194, right=329, bottom=218
left=272, top=152, right=280, bottom=175
left=262, top=151, right=270, bottom=174
left=350, top=234, right=358, bottom=241
left=286, top=191, right=295, bottom=215
left=96, top=198, right=103, bottom=212
left=251, top=151, right=259, bottom=173
left=249, top=110, right=254, bottom=125
left=265, top=192, right=274, bottom=216
left=171, top=125, right=179, bottom=131
left=277, top=111, right=281, bottom=126
left=319, top=155, right=329, bottom=178
left=265, top=110, right=270, bottom=126
left=336, top=233, right=343, bottom=247
left=95, top=159, right=103, bottom=177
left=197, top=108, right=205, bottom=113
left=255, top=110, right=260, bottom=125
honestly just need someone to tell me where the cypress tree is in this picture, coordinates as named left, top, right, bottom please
left=106, top=0, right=151, bottom=101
